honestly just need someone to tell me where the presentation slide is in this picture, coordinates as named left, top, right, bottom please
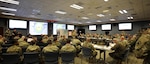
left=29, top=21, right=48, bottom=35
left=119, top=23, right=132, bottom=30
left=89, top=25, right=96, bottom=30
left=101, top=24, right=111, bottom=30
left=9, top=19, right=27, bottom=29
left=53, top=23, right=66, bottom=35
left=67, top=25, right=74, bottom=30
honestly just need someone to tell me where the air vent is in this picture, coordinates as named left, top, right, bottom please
left=131, top=13, right=137, bottom=16
left=107, top=7, right=112, bottom=9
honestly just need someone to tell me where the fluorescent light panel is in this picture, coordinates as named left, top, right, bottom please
left=70, top=4, right=83, bottom=10
left=55, top=11, right=67, bottom=14
left=110, top=19, right=115, bottom=21
left=1, top=12, right=15, bottom=16
left=97, top=14, right=105, bottom=17
left=104, top=0, right=109, bottom=2
left=96, top=20, right=102, bottom=22
left=119, top=10, right=127, bottom=14
left=0, top=0, right=19, bottom=5
left=81, top=17, right=89, bottom=19
left=0, top=7, right=17, bottom=11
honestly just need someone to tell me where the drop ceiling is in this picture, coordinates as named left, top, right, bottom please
left=0, top=0, right=150, bottom=25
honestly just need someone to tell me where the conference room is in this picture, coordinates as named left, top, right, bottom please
left=0, top=0, right=150, bottom=64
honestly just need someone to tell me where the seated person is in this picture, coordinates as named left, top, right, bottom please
left=52, top=37, right=61, bottom=48
left=26, top=40, right=41, bottom=52
left=7, top=39, right=22, bottom=54
left=82, top=38, right=97, bottom=57
left=18, top=36, right=29, bottom=48
left=109, top=38, right=128, bottom=60
left=60, top=39, right=76, bottom=53
left=41, top=35, right=49, bottom=43
left=42, top=40, right=59, bottom=53
left=71, top=36, right=81, bottom=53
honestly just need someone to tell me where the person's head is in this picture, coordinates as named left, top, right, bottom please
left=66, top=39, right=71, bottom=44
left=53, top=37, right=57, bottom=41
left=12, top=39, right=19, bottom=45
left=47, top=40, right=52, bottom=44
left=86, top=38, right=91, bottom=42
left=30, top=40, right=36, bottom=45
left=0, top=35, right=2, bottom=38
left=13, top=29, right=16, bottom=32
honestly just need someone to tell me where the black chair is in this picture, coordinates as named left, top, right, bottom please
left=61, top=52, right=76, bottom=64
left=23, top=52, right=40, bottom=64
left=82, top=47, right=95, bottom=63
left=43, top=52, right=59, bottom=64
left=2, top=47, right=8, bottom=53
left=2, top=53, right=20, bottom=64
left=82, top=47, right=93, bottom=58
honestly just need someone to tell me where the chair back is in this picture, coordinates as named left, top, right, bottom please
left=23, top=52, right=40, bottom=64
left=43, top=52, right=59, bottom=63
left=2, top=53, right=20, bottom=64
left=82, top=47, right=93, bottom=57
left=61, top=52, right=76, bottom=63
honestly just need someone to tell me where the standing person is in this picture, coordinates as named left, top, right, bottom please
left=12, top=29, right=18, bottom=37
left=4, top=28, right=11, bottom=40
left=134, top=29, right=150, bottom=64
left=72, top=30, right=77, bottom=38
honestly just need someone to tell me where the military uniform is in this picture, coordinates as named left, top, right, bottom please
left=82, top=41, right=97, bottom=56
left=42, top=44, right=59, bottom=53
left=18, top=38, right=29, bottom=47
left=7, top=45, right=22, bottom=54
left=71, top=38, right=81, bottom=53
left=60, top=43, right=76, bottom=53
left=26, top=44, right=41, bottom=52
left=109, top=42, right=127, bottom=59
left=52, top=41, right=61, bottom=48
left=134, top=33, right=150, bottom=64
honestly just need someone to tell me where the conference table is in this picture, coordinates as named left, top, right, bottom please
left=81, top=43, right=116, bottom=61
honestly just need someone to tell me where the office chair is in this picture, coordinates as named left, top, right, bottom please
left=61, top=52, right=76, bottom=64
left=23, top=52, right=40, bottom=64
left=43, top=52, right=59, bottom=64
left=82, top=47, right=95, bottom=63
left=2, top=53, right=20, bottom=64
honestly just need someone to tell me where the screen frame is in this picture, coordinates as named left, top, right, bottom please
left=101, top=24, right=112, bottom=31
left=53, top=23, right=66, bottom=35
left=29, top=21, right=48, bottom=35
left=9, top=19, right=27, bottom=29
left=118, top=23, right=133, bottom=31
left=88, top=25, right=97, bottom=31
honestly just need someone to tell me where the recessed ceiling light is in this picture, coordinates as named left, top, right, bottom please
left=86, top=22, right=91, bottom=23
left=123, top=10, right=128, bottom=13
left=96, top=20, right=102, bottom=22
left=55, top=11, right=67, bottom=14
left=103, top=10, right=109, bottom=13
left=0, top=0, right=19, bottom=5
left=70, top=4, right=84, bottom=10
left=130, top=17, right=133, bottom=19
left=81, top=17, right=89, bottom=19
left=119, top=10, right=128, bottom=14
left=1, top=12, right=15, bottom=16
left=119, top=10, right=124, bottom=14
left=110, top=19, right=116, bottom=21
left=0, top=7, right=17, bottom=11
left=97, top=14, right=105, bottom=17
left=104, top=0, right=109, bottom=2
